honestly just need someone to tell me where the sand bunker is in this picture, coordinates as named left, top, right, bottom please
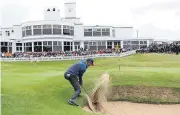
left=83, top=73, right=180, bottom=115
left=83, top=102, right=180, bottom=115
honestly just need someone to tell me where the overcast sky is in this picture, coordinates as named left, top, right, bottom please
left=0, top=0, right=180, bottom=40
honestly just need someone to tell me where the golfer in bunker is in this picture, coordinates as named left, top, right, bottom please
left=64, top=58, right=94, bottom=106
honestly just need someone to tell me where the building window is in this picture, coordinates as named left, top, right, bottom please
left=16, top=43, right=22, bottom=52
left=34, top=42, right=42, bottom=52
left=53, top=41, right=57, bottom=46
left=84, top=28, right=110, bottom=37
left=107, top=41, right=112, bottom=49
left=84, top=29, right=92, bottom=36
left=22, top=27, right=25, bottom=37
left=5, top=31, right=10, bottom=36
left=53, top=41, right=62, bottom=52
left=88, top=42, right=97, bottom=51
left=53, top=25, right=61, bottom=35
left=33, top=25, right=42, bottom=35
left=112, top=29, right=115, bottom=37
left=140, top=41, right=143, bottom=44
left=97, top=41, right=106, bottom=50
left=70, top=26, right=74, bottom=36
left=64, top=41, right=72, bottom=51
left=26, top=26, right=32, bottom=36
left=43, top=41, right=52, bottom=52
left=114, top=41, right=120, bottom=48
left=43, top=25, right=52, bottom=35
left=0, top=31, right=2, bottom=36
left=43, top=41, right=47, bottom=45
left=74, top=42, right=80, bottom=51
left=24, top=42, right=32, bottom=52
left=63, top=25, right=70, bottom=35
left=93, top=29, right=101, bottom=36
left=102, top=28, right=110, bottom=36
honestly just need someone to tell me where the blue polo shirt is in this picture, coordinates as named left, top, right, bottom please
left=65, top=60, right=87, bottom=78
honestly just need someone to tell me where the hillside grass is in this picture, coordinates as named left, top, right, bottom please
left=1, top=53, right=180, bottom=115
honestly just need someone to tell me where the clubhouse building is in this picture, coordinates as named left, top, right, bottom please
left=0, top=2, right=153, bottom=53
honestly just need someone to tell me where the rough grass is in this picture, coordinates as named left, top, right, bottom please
left=1, top=53, right=180, bottom=115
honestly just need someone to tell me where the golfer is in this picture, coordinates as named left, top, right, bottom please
left=64, top=58, right=94, bottom=106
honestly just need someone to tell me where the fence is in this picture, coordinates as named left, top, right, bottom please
left=0, top=50, right=136, bottom=62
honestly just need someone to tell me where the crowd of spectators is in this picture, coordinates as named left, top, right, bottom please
left=136, top=43, right=180, bottom=55
left=1, top=48, right=126, bottom=58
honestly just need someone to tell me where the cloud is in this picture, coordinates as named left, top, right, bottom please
left=131, top=0, right=180, bottom=15
left=137, top=23, right=180, bottom=40
left=1, top=3, right=30, bottom=27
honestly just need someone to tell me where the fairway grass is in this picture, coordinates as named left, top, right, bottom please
left=1, top=53, right=180, bottom=115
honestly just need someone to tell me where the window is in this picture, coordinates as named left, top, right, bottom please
left=74, top=42, right=80, bottom=45
left=53, top=25, right=61, bottom=35
left=34, top=42, right=42, bottom=46
left=112, top=29, right=115, bottom=37
left=48, top=41, right=52, bottom=45
left=26, top=26, right=32, bottom=36
left=5, top=42, right=8, bottom=46
left=93, top=42, right=96, bottom=46
left=58, top=41, right=62, bottom=46
left=43, top=25, right=52, bottom=35
left=38, top=42, right=42, bottom=45
left=140, top=41, right=147, bottom=44
left=33, top=25, right=41, bottom=29
left=5, top=31, right=10, bottom=36
left=43, top=41, right=48, bottom=45
left=0, top=31, right=2, bottom=36
left=24, top=42, right=32, bottom=52
left=53, top=41, right=57, bottom=46
left=107, top=42, right=112, bottom=45
left=93, top=28, right=101, bottom=36
left=9, top=42, right=12, bottom=46
left=22, top=27, right=25, bottom=37
left=70, top=26, right=74, bottom=36
left=102, top=28, right=110, bottom=36
left=84, top=29, right=92, bottom=36
left=114, top=41, right=120, bottom=48
left=25, top=42, right=32, bottom=46
left=16, top=43, right=22, bottom=46
left=63, top=25, right=70, bottom=35
left=16, top=42, right=23, bottom=52
left=33, top=25, right=42, bottom=35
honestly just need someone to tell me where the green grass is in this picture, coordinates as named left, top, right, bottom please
left=1, top=53, right=180, bottom=115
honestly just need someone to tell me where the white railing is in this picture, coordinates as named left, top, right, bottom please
left=0, top=50, right=136, bottom=62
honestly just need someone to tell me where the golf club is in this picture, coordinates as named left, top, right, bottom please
left=80, top=85, right=88, bottom=95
